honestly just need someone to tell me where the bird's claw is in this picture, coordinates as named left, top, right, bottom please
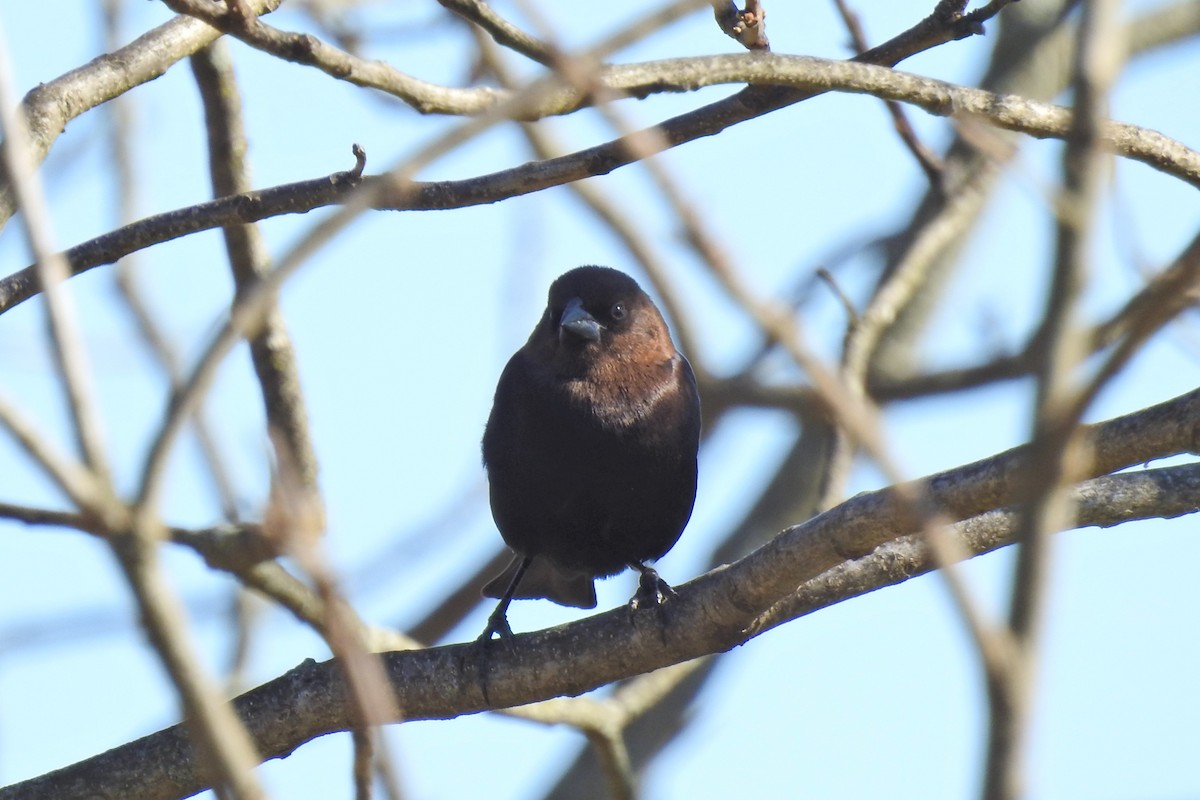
left=478, top=612, right=515, bottom=642
left=629, top=567, right=678, bottom=610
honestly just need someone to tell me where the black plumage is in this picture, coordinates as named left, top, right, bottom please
left=479, top=266, right=701, bottom=638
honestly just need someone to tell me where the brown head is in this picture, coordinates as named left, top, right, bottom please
left=522, top=265, right=684, bottom=427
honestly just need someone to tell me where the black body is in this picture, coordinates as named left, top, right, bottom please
left=479, top=266, right=700, bottom=634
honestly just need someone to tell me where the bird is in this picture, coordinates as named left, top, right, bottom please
left=478, top=266, right=701, bottom=639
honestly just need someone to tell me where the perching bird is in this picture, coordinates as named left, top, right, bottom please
left=479, top=266, right=701, bottom=639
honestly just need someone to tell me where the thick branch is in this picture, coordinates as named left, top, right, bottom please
left=6, top=387, right=1199, bottom=800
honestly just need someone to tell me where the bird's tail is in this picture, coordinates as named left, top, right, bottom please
left=482, top=554, right=598, bottom=609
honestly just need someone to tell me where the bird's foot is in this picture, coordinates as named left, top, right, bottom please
left=629, top=564, right=678, bottom=611
left=477, top=610, right=515, bottom=642
left=478, top=559, right=530, bottom=641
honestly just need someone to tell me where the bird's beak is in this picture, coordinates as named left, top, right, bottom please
left=559, top=297, right=602, bottom=342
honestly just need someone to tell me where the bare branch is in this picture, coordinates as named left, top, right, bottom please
left=163, top=0, right=508, bottom=115
left=832, top=0, right=943, bottom=186
left=0, top=0, right=285, bottom=225
left=439, top=0, right=555, bottom=65
left=107, top=524, right=269, bottom=800
left=191, top=41, right=322, bottom=503
left=712, top=1, right=770, bottom=50
left=0, top=503, right=419, bottom=652
left=0, top=395, right=109, bottom=514
left=754, top=464, right=1200, bottom=632
left=0, top=32, right=111, bottom=483
left=8, top=438, right=1197, bottom=800
left=984, top=3, right=1126, bottom=797
left=3, top=53, right=1196, bottom=318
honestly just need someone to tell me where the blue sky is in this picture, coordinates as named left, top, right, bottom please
left=1, top=1, right=1198, bottom=798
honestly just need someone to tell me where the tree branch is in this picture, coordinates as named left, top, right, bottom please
left=6, top=386, right=1199, bottom=800
left=0, top=0, right=284, bottom=225
left=191, top=41, right=322, bottom=504
left=2, top=53, right=1196, bottom=317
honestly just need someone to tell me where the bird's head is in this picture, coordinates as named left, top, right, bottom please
left=529, top=266, right=676, bottom=378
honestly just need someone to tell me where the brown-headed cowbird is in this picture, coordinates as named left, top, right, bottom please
left=479, top=266, right=701, bottom=639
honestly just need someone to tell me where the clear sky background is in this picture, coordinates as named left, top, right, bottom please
left=0, top=1, right=1198, bottom=798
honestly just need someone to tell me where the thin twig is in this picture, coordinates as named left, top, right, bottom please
left=438, top=0, right=555, bottom=65
left=4, top=48, right=1197, bottom=318
left=3, top=42, right=1198, bottom=320
left=0, top=395, right=108, bottom=514
left=712, top=0, right=770, bottom=50
left=0, top=500, right=419, bottom=651
left=0, top=0, right=285, bottom=225
left=4, top=34, right=269, bottom=775
left=982, top=2, right=1125, bottom=798
left=162, top=0, right=703, bottom=115
left=109, top=522, right=268, bottom=800
left=830, top=177, right=1023, bottom=687
left=191, top=41, right=323, bottom=503
left=0, top=29, right=111, bottom=483
left=831, top=0, right=943, bottom=186
left=471, top=29, right=703, bottom=367
left=102, top=0, right=244, bottom=522
left=265, top=439, right=407, bottom=800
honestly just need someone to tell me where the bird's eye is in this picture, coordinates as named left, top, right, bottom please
left=610, top=302, right=626, bottom=321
